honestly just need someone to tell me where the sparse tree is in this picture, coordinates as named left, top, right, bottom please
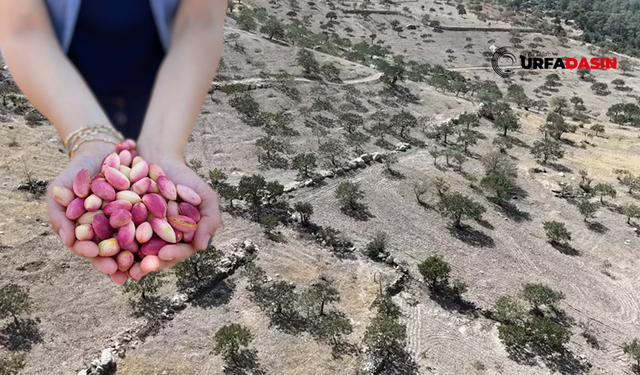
left=339, top=112, right=364, bottom=133
left=209, top=169, right=238, bottom=208
left=494, top=110, right=520, bottom=137
left=302, top=279, right=340, bottom=316
left=237, top=9, right=258, bottom=31
left=521, top=283, right=565, bottom=311
left=122, top=271, right=166, bottom=300
left=319, top=138, right=347, bottom=167
left=457, top=3, right=466, bottom=15
left=0, top=283, right=31, bottom=325
left=418, top=256, right=451, bottom=289
left=260, top=214, right=279, bottom=236
left=174, top=245, right=222, bottom=290
left=591, top=82, right=610, bottom=96
left=346, top=132, right=369, bottom=154
left=543, top=221, right=571, bottom=245
left=260, top=16, right=285, bottom=40
left=292, top=152, right=317, bottom=179
left=480, top=152, right=518, bottom=200
left=320, top=63, right=340, bottom=82
left=293, top=202, right=313, bottom=225
left=590, top=124, right=605, bottom=137
left=335, top=181, right=364, bottom=211
left=619, top=60, right=633, bottom=75
left=256, top=280, right=297, bottom=316
left=621, top=203, right=640, bottom=225
left=491, top=295, right=527, bottom=324
left=364, top=314, right=406, bottom=359
left=506, top=84, right=529, bottom=107
left=549, top=96, right=568, bottom=113
left=532, top=135, right=564, bottom=164
left=593, top=183, right=616, bottom=204
left=390, top=111, right=417, bottom=138
left=297, top=49, right=320, bottom=75
left=438, top=191, right=486, bottom=227
left=542, top=112, right=575, bottom=140
left=213, top=324, right=253, bottom=363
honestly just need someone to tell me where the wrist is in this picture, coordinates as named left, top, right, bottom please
left=71, top=136, right=118, bottom=161
left=137, top=138, right=184, bottom=165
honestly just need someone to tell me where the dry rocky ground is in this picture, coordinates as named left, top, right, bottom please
left=1, top=0, right=640, bottom=374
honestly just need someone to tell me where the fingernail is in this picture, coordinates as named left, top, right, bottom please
left=58, top=229, right=68, bottom=245
left=200, top=234, right=211, bottom=250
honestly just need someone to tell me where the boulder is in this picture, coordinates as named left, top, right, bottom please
left=395, top=142, right=411, bottom=152
left=243, top=239, right=256, bottom=252
left=348, top=160, right=359, bottom=169
left=360, top=154, right=372, bottom=163
left=352, top=157, right=366, bottom=167
left=320, top=170, right=335, bottom=178
left=170, top=294, right=189, bottom=310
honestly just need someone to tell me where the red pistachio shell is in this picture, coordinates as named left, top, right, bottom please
left=66, top=197, right=86, bottom=220
left=103, top=200, right=132, bottom=217
left=151, top=218, right=177, bottom=243
left=91, top=180, right=116, bottom=201
left=131, top=202, right=148, bottom=226
left=109, top=209, right=132, bottom=228
left=178, top=202, right=201, bottom=222
left=98, top=238, right=120, bottom=257
left=92, top=213, right=112, bottom=240
left=116, top=251, right=134, bottom=272
left=168, top=215, right=197, bottom=233
left=142, top=193, right=167, bottom=218
left=52, top=186, right=75, bottom=207
left=117, top=220, right=136, bottom=247
left=73, top=169, right=91, bottom=198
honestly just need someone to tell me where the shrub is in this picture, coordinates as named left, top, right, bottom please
left=122, top=271, right=167, bottom=300
left=438, top=191, right=486, bottom=227
left=543, top=221, right=571, bottom=245
left=521, top=283, right=565, bottom=310
left=365, top=232, right=388, bottom=260
left=213, top=324, right=253, bottom=362
left=0, top=283, right=31, bottom=325
left=335, top=181, right=364, bottom=211
left=418, top=256, right=451, bottom=289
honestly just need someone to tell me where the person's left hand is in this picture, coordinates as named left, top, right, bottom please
left=126, top=153, right=221, bottom=281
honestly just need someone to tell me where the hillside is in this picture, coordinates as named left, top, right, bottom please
left=1, top=1, right=640, bottom=374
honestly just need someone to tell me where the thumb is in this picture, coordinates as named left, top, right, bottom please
left=46, top=183, right=77, bottom=248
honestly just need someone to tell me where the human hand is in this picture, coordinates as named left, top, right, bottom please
left=46, top=141, right=127, bottom=284
left=128, top=146, right=221, bottom=281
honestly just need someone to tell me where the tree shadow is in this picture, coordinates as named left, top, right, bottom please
left=376, top=349, right=420, bottom=375
left=547, top=162, right=573, bottom=174
left=190, top=279, right=236, bottom=309
left=474, top=218, right=495, bottom=230
left=550, top=308, right=576, bottom=328
left=0, top=318, right=44, bottom=351
left=129, top=296, right=172, bottom=319
left=506, top=135, right=530, bottom=149
left=331, top=341, right=359, bottom=360
left=586, top=222, right=609, bottom=234
left=224, top=349, right=267, bottom=375
left=489, top=197, right=532, bottom=222
left=551, top=242, right=580, bottom=256
left=382, top=168, right=405, bottom=180
left=265, top=231, right=288, bottom=243
left=542, top=349, right=592, bottom=375
left=430, top=286, right=481, bottom=316
left=269, top=312, right=308, bottom=335
left=341, top=203, right=375, bottom=221
left=448, top=225, right=495, bottom=248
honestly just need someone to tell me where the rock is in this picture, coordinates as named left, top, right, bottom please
left=348, top=160, right=359, bottom=169
left=320, top=170, right=334, bottom=178
left=101, top=348, right=116, bottom=367
left=243, top=239, right=256, bottom=252
left=360, top=154, right=372, bottom=163
left=371, top=152, right=383, bottom=162
left=170, top=294, right=188, bottom=310
left=229, top=238, right=242, bottom=249
left=559, top=172, right=565, bottom=177
left=78, top=371, right=88, bottom=375
left=352, top=157, right=366, bottom=167
left=395, top=142, right=410, bottom=152
left=303, top=179, right=315, bottom=187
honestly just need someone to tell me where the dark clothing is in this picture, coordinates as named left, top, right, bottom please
left=67, top=0, right=165, bottom=139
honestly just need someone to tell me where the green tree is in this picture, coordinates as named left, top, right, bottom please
left=457, top=3, right=466, bottom=15
left=302, top=279, right=340, bottom=316
left=174, top=246, right=222, bottom=290
left=522, top=283, right=564, bottom=311
left=238, top=174, right=268, bottom=208
left=390, top=111, right=417, bottom=138
left=456, top=112, right=479, bottom=129
left=418, top=256, right=451, bottom=289
left=619, top=60, right=633, bottom=75
left=229, top=93, right=261, bottom=125
left=438, top=191, right=486, bottom=227
left=335, top=181, right=365, bottom=211
left=297, top=49, right=320, bottom=75
left=527, top=316, right=571, bottom=353
left=578, top=199, right=598, bottom=221
left=491, top=296, right=527, bottom=324
left=379, top=59, right=406, bottom=87
left=506, top=84, right=529, bottom=107
left=321, top=63, right=340, bottom=82
left=339, top=112, right=364, bottom=133
left=620, top=203, right=640, bottom=225
left=591, top=82, right=610, bottom=96
left=257, top=280, right=297, bottom=316
left=209, top=169, right=238, bottom=208
left=213, top=324, right=253, bottom=362
left=480, top=152, right=518, bottom=200
left=590, top=124, right=605, bottom=136
left=542, top=112, right=575, bottom=140
left=237, top=9, right=257, bottom=31
left=255, top=136, right=287, bottom=164
left=457, top=128, right=478, bottom=153
left=318, top=138, right=347, bottom=167
left=293, top=202, right=313, bottom=225
left=260, top=214, right=279, bottom=236
left=624, top=339, right=640, bottom=368
left=364, top=314, right=407, bottom=358
left=549, top=96, right=568, bottom=113
left=545, top=73, right=562, bottom=87
left=494, top=110, right=520, bottom=137
left=260, top=16, right=285, bottom=40
left=543, top=221, right=571, bottom=245
left=291, top=153, right=317, bottom=179
left=593, top=183, right=616, bottom=204
left=314, top=312, right=353, bottom=344
left=365, top=232, right=388, bottom=260
left=0, top=283, right=31, bottom=325
left=122, top=271, right=167, bottom=300
left=532, top=135, right=564, bottom=164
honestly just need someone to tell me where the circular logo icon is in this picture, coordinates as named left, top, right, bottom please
left=491, top=47, right=517, bottom=78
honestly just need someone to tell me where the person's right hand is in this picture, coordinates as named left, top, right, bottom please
left=46, top=140, right=128, bottom=285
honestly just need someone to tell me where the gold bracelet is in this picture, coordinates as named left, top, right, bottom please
left=69, top=136, right=121, bottom=158
left=64, top=125, right=124, bottom=150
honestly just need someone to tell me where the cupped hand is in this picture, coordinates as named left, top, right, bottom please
left=46, top=141, right=126, bottom=284
left=127, top=151, right=221, bottom=281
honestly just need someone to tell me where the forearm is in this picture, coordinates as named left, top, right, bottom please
left=137, top=0, right=225, bottom=162
left=1, top=34, right=113, bottom=147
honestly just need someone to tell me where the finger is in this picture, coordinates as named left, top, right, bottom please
left=70, top=241, right=99, bottom=258
left=192, top=180, right=221, bottom=250
left=128, top=262, right=146, bottom=281
left=87, top=256, right=118, bottom=275
left=46, top=183, right=77, bottom=248
left=140, top=255, right=163, bottom=274
left=158, top=243, right=196, bottom=262
left=110, top=270, right=128, bottom=285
